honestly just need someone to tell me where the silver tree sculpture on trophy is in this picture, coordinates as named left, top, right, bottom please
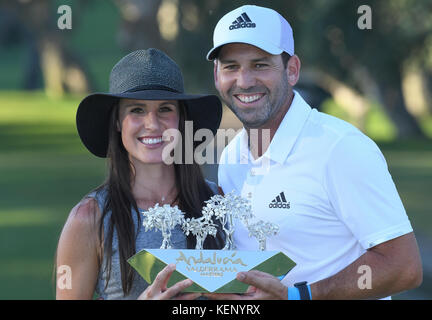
left=141, top=204, right=185, bottom=249
left=203, top=191, right=254, bottom=250
left=182, top=215, right=218, bottom=249
left=141, top=192, right=279, bottom=251
left=246, top=220, right=280, bottom=251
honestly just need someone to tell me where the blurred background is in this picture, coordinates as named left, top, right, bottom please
left=0, top=0, right=431, bottom=299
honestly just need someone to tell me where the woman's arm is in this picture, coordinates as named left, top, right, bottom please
left=56, top=197, right=102, bottom=299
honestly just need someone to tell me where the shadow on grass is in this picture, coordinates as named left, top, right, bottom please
left=377, top=138, right=432, bottom=152
left=0, top=125, right=106, bottom=298
left=0, top=123, right=86, bottom=154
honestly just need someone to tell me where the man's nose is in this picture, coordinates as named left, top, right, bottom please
left=236, top=68, right=256, bottom=89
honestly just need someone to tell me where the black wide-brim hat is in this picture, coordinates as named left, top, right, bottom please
left=76, top=48, right=222, bottom=158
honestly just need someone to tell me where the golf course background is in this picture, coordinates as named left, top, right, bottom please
left=1, top=91, right=431, bottom=299
left=1, top=0, right=431, bottom=299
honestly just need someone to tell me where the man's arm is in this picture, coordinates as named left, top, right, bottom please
left=205, top=232, right=422, bottom=300
left=310, top=232, right=422, bottom=299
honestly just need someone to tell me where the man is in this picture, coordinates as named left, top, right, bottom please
left=206, top=5, right=422, bottom=300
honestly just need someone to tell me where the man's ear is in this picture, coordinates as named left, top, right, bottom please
left=214, top=60, right=221, bottom=92
left=286, top=55, right=301, bottom=86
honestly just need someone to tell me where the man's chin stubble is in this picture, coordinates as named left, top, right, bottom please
left=232, top=109, right=270, bottom=129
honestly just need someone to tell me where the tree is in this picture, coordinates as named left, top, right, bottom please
left=291, top=0, right=430, bottom=138
left=167, top=0, right=432, bottom=138
left=0, top=0, right=94, bottom=97
left=113, top=0, right=167, bottom=52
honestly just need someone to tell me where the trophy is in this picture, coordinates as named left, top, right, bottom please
left=182, top=216, right=218, bottom=250
left=246, top=220, right=280, bottom=251
left=202, top=192, right=283, bottom=252
left=127, top=191, right=296, bottom=293
left=141, top=203, right=185, bottom=249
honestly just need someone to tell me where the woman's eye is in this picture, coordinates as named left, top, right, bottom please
left=130, top=107, right=144, bottom=113
left=159, top=105, right=175, bottom=112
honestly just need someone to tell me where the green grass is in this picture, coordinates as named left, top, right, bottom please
left=383, top=150, right=432, bottom=234
left=0, top=91, right=106, bottom=299
left=0, top=91, right=431, bottom=299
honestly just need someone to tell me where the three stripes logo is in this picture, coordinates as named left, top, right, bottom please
left=229, top=12, right=256, bottom=30
left=269, top=192, right=290, bottom=209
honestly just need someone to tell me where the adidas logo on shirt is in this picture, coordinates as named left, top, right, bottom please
left=229, top=13, right=256, bottom=30
left=269, top=192, right=290, bottom=209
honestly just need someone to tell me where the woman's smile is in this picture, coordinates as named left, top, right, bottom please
left=118, top=99, right=180, bottom=164
left=138, top=135, right=164, bottom=148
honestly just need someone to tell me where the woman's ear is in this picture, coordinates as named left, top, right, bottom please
left=114, top=101, right=121, bottom=132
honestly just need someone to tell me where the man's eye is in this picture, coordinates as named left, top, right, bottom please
left=224, top=65, right=238, bottom=70
left=255, top=63, right=268, bottom=68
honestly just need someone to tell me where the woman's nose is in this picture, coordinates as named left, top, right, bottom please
left=143, top=111, right=161, bottom=131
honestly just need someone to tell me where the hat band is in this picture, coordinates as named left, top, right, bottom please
left=124, top=84, right=182, bottom=94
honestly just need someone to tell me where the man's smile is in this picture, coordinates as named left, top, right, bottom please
left=234, top=93, right=265, bottom=105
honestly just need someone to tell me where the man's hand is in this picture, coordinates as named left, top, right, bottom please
left=204, top=270, right=287, bottom=300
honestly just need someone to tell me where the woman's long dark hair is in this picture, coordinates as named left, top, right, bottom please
left=96, top=100, right=224, bottom=296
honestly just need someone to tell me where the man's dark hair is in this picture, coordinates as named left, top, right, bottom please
left=214, top=48, right=291, bottom=69
left=281, top=52, right=291, bottom=69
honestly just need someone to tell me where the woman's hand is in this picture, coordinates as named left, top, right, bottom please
left=137, top=264, right=200, bottom=300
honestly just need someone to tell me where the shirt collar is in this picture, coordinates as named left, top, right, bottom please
left=238, top=90, right=312, bottom=165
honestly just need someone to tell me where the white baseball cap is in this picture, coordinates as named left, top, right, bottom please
left=206, top=5, right=294, bottom=61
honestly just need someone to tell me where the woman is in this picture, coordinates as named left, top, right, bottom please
left=55, top=48, right=224, bottom=299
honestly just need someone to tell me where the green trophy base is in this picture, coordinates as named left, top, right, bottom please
left=128, top=249, right=296, bottom=293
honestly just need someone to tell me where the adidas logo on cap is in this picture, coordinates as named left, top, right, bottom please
left=207, top=5, right=295, bottom=60
left=229, top=12, right=256, bottom=30
left=269, top=192, right=290, bottom=209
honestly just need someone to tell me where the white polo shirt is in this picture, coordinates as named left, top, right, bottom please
left=218, top=91, right=413, bottom=296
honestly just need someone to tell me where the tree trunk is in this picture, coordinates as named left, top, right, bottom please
left=1, top=0, right=93, bottom=96
left=301, top=69, right=370, bottom=131
left=38, top=36, right=64, bottom=97
left=378, top=78, right=424, bottom=138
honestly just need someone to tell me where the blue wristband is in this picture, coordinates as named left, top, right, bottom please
left=287, top=284, right=312, bottom=300
left=287, top=286, right=301, bottom=300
